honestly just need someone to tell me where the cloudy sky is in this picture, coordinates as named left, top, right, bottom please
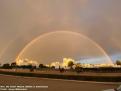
left=0, top=0, right=121, bottom=64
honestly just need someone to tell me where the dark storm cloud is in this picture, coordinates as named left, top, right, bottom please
left=0, top=0, right=121, bottom=63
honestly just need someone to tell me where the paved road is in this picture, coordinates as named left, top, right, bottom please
left=0, top=74, right=120, bottom=91
left=1, top=69, right=121, bottom=76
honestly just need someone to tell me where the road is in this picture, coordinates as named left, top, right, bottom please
left=1, top=69, right=121, bottom=76
left=0, top=74, right=120, bottom=91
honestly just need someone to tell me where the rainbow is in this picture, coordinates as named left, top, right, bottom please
left=16, top=31, right=113, bottom=64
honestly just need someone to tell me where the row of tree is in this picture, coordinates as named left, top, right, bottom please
left=0, top=62, right=57, bottom=69
left=0, top=60, right=121, bottom=70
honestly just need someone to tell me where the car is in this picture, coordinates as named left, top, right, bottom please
left=103, top=85, right=121, bottom=91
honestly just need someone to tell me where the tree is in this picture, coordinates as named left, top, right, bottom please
left=2, top=63, right=11, bottom=69
left=27, top=65, right=33, bottom=69
left=39, top=64, right=45, bottom=69
left=116, top=60, right=121, bottom=65
left=51, top=66, right=55, bottom=69
left=19, top=65, right=33, bottom=69
left=68, top=61, right=74, bottom=69
left=75, top=66, right=82, bottom=73
left=0, top=63, right=1, bottom=68
left=11, top=62, right=17, bottom=68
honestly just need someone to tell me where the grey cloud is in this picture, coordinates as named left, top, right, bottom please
left=0, top=0, right=121, bottom=63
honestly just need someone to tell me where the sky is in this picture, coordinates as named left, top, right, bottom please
left=0, top=0, right=121, bottom=64
left=17, top=31, right=112, bottom=64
